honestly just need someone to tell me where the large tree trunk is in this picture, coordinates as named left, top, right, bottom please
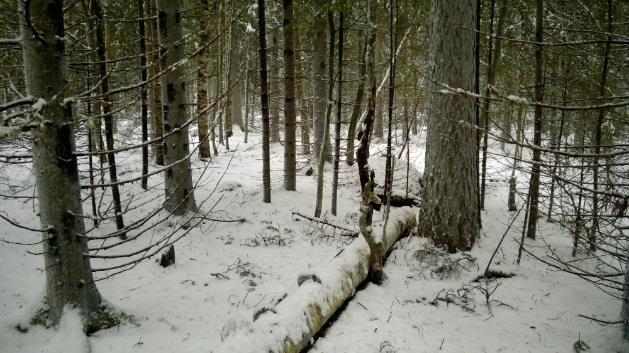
left=19, top=0, right=102, bottom=327
left=282, top=0, right=297, bottom=191
left=216, top=208, right=417, bottom=353
left=157, top=0, right=197, bottom=214
left=419, top=0, right=479, bottom=252
left=139, top=0, right=149, bottom=190
left=269, top=27, right=281, bottom=143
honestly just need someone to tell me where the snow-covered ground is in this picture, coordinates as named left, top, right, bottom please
left=0, top=128, right=625, bottom=353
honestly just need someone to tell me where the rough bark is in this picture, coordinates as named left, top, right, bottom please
left=282, top=0, right=297, bottom=191
left=419, top=0, right=479, bottom=252
left=157, top=0, right=197, bottom=214
left=257, top=0, right=271, bottom=203
left=19, top=0, right=102, bottom=327
left=216, top=208, right=417, bottom=353
left=269, top=27, right=281, bottom=143
left=623, top=252, right=629, bottom=340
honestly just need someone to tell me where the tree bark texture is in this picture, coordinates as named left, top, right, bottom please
left=419, top=0, right=479, bottom=253
left=331, top=12, right=343, bottom=215
left=282, top=0, right=297, bottom=191
left=157, top=0, right=197, bottom=214
left=19, top=0, right=102, bottom=326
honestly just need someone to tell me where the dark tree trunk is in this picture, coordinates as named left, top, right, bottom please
left=257, top=0, right=271, bottom=203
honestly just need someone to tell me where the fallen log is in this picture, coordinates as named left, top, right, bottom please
left=214, top=207, right=417, bottom=353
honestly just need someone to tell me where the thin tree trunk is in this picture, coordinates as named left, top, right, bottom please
left=383, top=0, right=397, bottom=208
left=19, top=0, right=103, bottom=327
left=197, top=0, right=211, bottom=158
left=314, top=7, right=336, bottom=218
left=331, top=12, right=344, bottom=215
left=547, top=57, right=569, bottom=221
left=257, top=0, right=271, bottom=203
left=91, top=0, right=126, bottom=238
left=147, top=0, right=164, bottom=165
left=157, top=0, right=197, bottom=214
left=525, top=0, right=544, bottom=240
left=589, top=0, right=612, bottom=252
left=312, top=0, right=331, bottom=161
left=139, top=0, right=149, bottom=190
left=345, top=38, right=367, bottom=166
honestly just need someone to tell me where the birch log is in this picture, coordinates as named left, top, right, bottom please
left=215, top=207, right=417, bottom=353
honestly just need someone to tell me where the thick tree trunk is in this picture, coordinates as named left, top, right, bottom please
left=216, top=208, right=416, bottom=353
left=525, top=0, right=544, bottom=240
left=19, top=0, right=102, bottom=327
left=283, top=0, right=297, bottom=191
left=257, top=0, right=271, bottom=203
left=157, top=0, right=197, bottom=214
left=419, top=0, right=479, bottom=252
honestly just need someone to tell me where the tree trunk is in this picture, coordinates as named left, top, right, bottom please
left=197, top=0, right=211, bottom=159
left=419, top=0, right=479, bottom=253
left=270, top=27, right=281, bottom=143
left=157, top=0, right=197, bottom=214
left=91, top=0, right=126, bottom=238
left=331, top=12, right=344, bottom=215
left=525, top=0, right=544, bottom=240
left=589, top=0, right=612, bottom=252
left=139, top=0, right=149, bottom=190
left=345, top=38, right=367, bottom=166
left=622, top=251, right=629, bottom=340
left=283, top=0, right=297, bottom=191
left=314, top=8, right=336, bottom=218
left=311, top=0, right=331, bottom=161
left=147, top=0, right=164, bottom=165
left=257, top=0, right=271, bottom=203
left=19, top=0, right=103, bottom=328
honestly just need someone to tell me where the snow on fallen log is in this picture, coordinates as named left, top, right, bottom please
left=214, top=207, right=417, bottom=353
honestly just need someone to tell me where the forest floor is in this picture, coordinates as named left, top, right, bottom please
left=0, top=127, right=625, bottom=353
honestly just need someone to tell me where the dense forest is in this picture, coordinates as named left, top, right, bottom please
left=0, top=0, right=627, bottom=352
